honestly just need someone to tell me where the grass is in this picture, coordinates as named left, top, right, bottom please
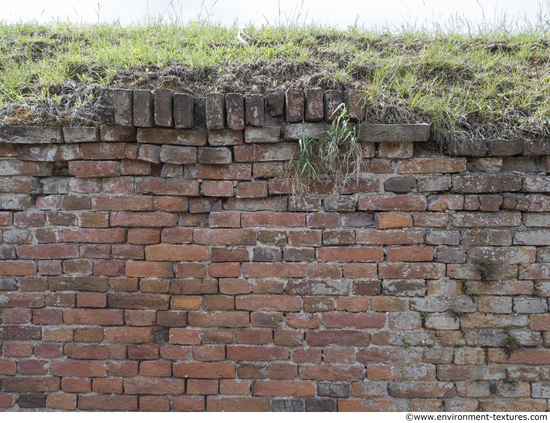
left=1, top=17, right=550, bottom=145
left=290, top=104, right=364, bottom=194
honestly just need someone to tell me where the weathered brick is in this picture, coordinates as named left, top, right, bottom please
left=173, top=362, right=235, bottom=379
left=358, top=194, right=427, bottom=211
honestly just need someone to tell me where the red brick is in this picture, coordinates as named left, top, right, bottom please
left=338, top=399, right=408, bottom=412
left=306, top=330, right=370, bottom=346
left=3, top=342, right=33, bottom=357
left=160, top=228, right=194, bottom=245
left=0, top=359, right=16, bottom=375
left=160, top=345, right=190, bottom=360
left=126, top=228, right=161, bottom=245
left=187, top=379, right=219, bottom=395
left=286, top=314, right=320, bottom=329
left=307, top=213, right=339, bottom=228
left=293, top=348, right=323, bottom=364
left=414, top=212, right=449, bottom=227
left=2, top=308, right=32, bottom=324
left=236, top=182, right=268, bottom=198
left=206, top=397, right=270, bottom=412
left=170, top=295, right=202, bottom=310
left=358, top=194, right=427, bottom=211
left=63, top=228, right=126, bottom=243
left=208, top=212, right=240, bottom=228
left=211, top=247, right=249, bottom=262
left=376, top=212, right=412, bottom=228
left=111, top=212, right=177, bottom=227
left=64, top=343, right=126, bottom=360
left=397, top=158, right=467, bottom=173
left=200, top=180, right=234, bottom=197
left=145, top=245, right=208, bottom=261
left=322, top=312, right=385, bottom=328
left=169, top=329, right=201, bottom=345
left=46, top=393, right=76, bottom=410
left=236, top=329, right=273, bottom=344
left=379, top=263, right=445, bottom=279
left=91, top=195, right=152, bottom=211
left=0, top=261, right=36, bottom=276
left=253, top=380, right=315, bottom=397
left=195, top=163, right=251, bottom=180
left=173, top=362, right=235, bottom=378
left=139, top=361, right=172, bottom=377
left=68, top=161, right=119, bottom=177
left=92, top=378, right=123, bottom=394
left=387, top=246, right=434, bottom=262
left=139, top=396, right=170, bottom=411
left=126, top=261, right=173, bottom=278
left=173, top=396, right=205, bottom=411
left=50, top=360, right=107, bottom=377
left=317, top=247, right=383, bottom=262
left=227, top=346, right=289, bottom=361
left=175, top=263, right=207, bottom=279
left=242, top=262, right=307, bottom=278
left=62, top=259, right=93, bottom=275
left=14, top=211, right=45, bottom=227
left=78, top=395, right=137, bottom=411
left=136, top=178, right=199, bottom=195
left=108, top=362, right=138, bottom=377
left=300, top=365, right=364, bottom=381
left=489, top=348, right=550, bottom=364
left=194, top=228, right=256, bottom=245
left=192, top=345, right=225, bottom=361
left=357, top=229, right=424, bottom=245
left=371, top=297, right=407, bottom=312
left=208, top=262, right=240, bottom=278
left=63, top=309, right=123, bottom=326
left=153, top=196, right=188, bottom=212
left=33, top=309, right=63, bottom=325
left=220, top=379, right=250, bottom=395
left=17, top=244, right=78, bottom=259
left=242, top=212, right=305, bottom=227
left=104, top=327, right=153, bottom=344
left=188, top=311, right=249, bottom=327
left=94, top=260, right=124, bottom=277
left=236, top=294, right=301, bottom=311
left=61, top=378, right=91, bottom=393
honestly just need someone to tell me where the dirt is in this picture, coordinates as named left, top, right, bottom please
left=111, top=58, right=358, bottom=94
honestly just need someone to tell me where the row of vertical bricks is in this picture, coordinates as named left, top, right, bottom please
left=1, top=87, right=550, bottom=411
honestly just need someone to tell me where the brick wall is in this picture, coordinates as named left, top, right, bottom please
left=0, top=87, right=550, bottom=411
